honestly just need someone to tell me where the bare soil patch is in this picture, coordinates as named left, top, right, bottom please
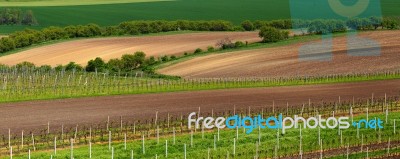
left=159, top=30, right=400, bottom=78
left=1, top=79, right=399, bottom=134
left=0, top=32, right=260, bottom=66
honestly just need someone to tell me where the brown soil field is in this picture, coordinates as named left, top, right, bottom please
left=0, top=32, right=260, bottom=66
left=1, top=79, right=399, bottom=134
left=159, top=30, right=400, bottom=78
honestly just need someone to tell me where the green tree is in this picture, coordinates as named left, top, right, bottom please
left=37, top=65, right=52, bottom=72
left=54, top=65, right=64, bottom=72
left=259, top=26, right=289, bottom=43
left=370, top=16, right=383, bottom=30
left=107, top=58, right=124, bottom=72
left=383, top=17, right=399, bottom=29
left=65, top=62, right=83, bottom=71
left=0, top=37, right=16, bottom=53
left=161, top=55, right=169, bottom=62
left=16, top=61, right=35, bottom=69
left=145, top=56, right=157, bottom=65
left=42, top=26, right=67, bottom=40
left=121, top=51, right=146, bottom=70
left=21, top=10, right=37, bottom=26
left=241, top=20, right=254, bottom=31
left=86, top=57, right=107, bottom=72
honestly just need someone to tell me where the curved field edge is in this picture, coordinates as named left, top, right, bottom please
left=153, top=32, right=348, bottom=70
left=157, top=30, right=400, bottom=78
left=0, top=0, right=172, bottom=7
left=4, top=110, right=400, bottom=159
left=0, top=30, right=200, bottom=58
left=0, top=31, right=260, bottom=66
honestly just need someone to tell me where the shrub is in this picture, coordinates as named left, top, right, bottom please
left=0, top=8, right=38, bottom=26
left=16, top=61, right=35, bottom=69
left=54, top=65, right=63, bottom=71
left=9, top=29, right=45, bottom=48
left=241, top=20, right=255, bottom=31
left=64, top=25, right=78, bottom=38
left=170, top=55, right=177, bottom=60
left=80, top=24, right=102, bottom=37
left=161, top=55, right=169, bottom=62
left=253, top=20, right=268, bottom=29
left=233, top=26, right=245, bottom=31
left=291, top=19, right=311, bottom=29
left=121, top=51, right=146, bottom=70
left=176, top=20, right=191, bottom=30
left=65, top=62, right=83, bottom=71
left=383, top=17, right=399, bottom=29
left=0, top=37, right=16, bottom=53
left=259, top=26, right=289, bottom=43
left=269, top=20, right=286, bottom=29
left=234, top=41, right=245, bottom=47
left=216, top=37, right=235, bottom=49
left=103, top=26, right=122, bottom=36
left=370, top=16, right=383, bottom=29
left=37, top=65, right=52, bottom=72
left=207, top=46, right=215, bottom=52
left=194, top=48, right=203, bottom=54
left=209, top=20, right=233, bottom=31
left=21, top=10, right=38, bottom=26
left=308, top=20, right=329, bottom=34
left=42, top=26, right=67, bottom=40
left=107, top=58, right=124, bottom=71
left=86, top=57, right=107, bottom=72
left=0, top=8, right=22, bottom=25
left=145, top=56, right=157, bottom=65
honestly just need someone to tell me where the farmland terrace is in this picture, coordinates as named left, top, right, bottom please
left=159, top=30, right=400, bottom=78
left=0, top=31, right=260, bottom=66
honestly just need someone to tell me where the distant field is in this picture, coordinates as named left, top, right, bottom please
left=0, top=31, right=260, bottom=66
left=159, top=30, right=400, bottom=78
left=0, top=0, right=398, bottom=34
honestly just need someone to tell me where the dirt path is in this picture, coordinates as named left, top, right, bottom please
left=159, top=30, right=400, bottom=78
left=0, top=32, right=260, bottom=66
left=1, top=79, right=399, bottom=134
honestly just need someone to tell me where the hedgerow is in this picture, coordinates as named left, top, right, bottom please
left=1, top=17, right=399, bottom=54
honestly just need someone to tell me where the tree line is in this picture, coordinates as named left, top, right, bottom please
left=0, top=8, right=37, bottom=26
left=246, top=16, right=399, bottom=33
left=1, top=17, right=399, bottom=54
left=0, top=20, right=238, bottom=54
left=1, top=40, right=250, bottom=77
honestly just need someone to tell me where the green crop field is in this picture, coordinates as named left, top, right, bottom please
left=0, top=0, right=399, bottom=34
left=0, top=0, right=170, bottom=6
